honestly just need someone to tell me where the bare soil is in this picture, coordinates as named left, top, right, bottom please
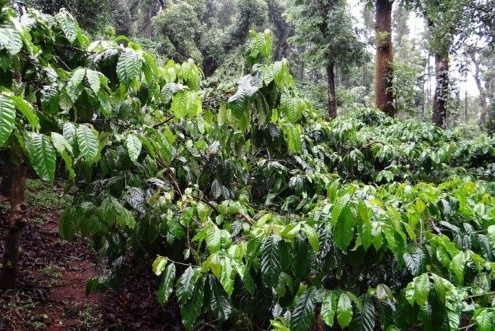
left=0, top=180, right=183, bottom=330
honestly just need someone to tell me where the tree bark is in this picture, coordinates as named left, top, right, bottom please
left=469, top=52, right=489, bottom=123
left=432, top=54, right=449, bottom=128
left=0, top=158, right=26, bottom=290
left=374, top=0, right=396, bottom=116
left=326, top=62, right=337, bottom=119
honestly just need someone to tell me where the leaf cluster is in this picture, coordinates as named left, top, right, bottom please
left=2, top=4, right=495, bottom=330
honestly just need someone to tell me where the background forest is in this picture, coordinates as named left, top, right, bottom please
left=24, top=0, right=495, bottom=127
left=1, top=0, right=495, bottom=330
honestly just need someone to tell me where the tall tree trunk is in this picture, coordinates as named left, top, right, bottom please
left=432, top=54, right=449, bottom=128
left=469, top=52, right=489, bottom=123
left=374, top=0, right=396, bottom=116
left=326, top=63, right=337, bottom=119
left=465, top=89, right=468, bottom=123
left=0, top=157, right=26, bottom=290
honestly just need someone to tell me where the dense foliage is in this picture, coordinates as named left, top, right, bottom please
left=1, top=2, right=495, bottom=330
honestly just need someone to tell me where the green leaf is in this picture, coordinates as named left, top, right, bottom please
left=337, top=292, right=353, bottom=328
left=303, top=224, right=319, bottom=252
left=11, top=95, right=39, bottom=130
left=171, top=90, right=201, bottom=119
left=449, top=252, right=467, bottom=285
left=55, top=10, right=79, bottom=43
left=51, top=132, right=75, bottom=179
left=281, top=95, right=303, bottom=123
left=487, top=225, right=495, bottom=248
left=157, top=263, right=176, bottom=305
left=206, top=223, right=221, bottom=253
left=51, top=132, right=73, bottom=155
left=228, top=75, right=261, bottom=104
left=98, top=196, right=135, bottom=228
left=76, top=125, right=99, bottom=163
left=125, top=133, right=142, bottom=163
left=182, top=277, right=205, bottom=330
left=152, top=256, right=168, bottom=276
left=351, top=297, right=375, bottom=331
left=86, top=69, right=101, bottom=94
left=290, top=287, right=316, bottom=331
left=331, top=194, right=351, bottom=225
left=0, top=94, right=16, bottom=147
left=261, top=235, right=282, bottom=287
left=415, top=199, right=426, bottom=213
left=208, top=275, right=232, bottom=321
left=26, top=133, right=56, bottom=182
left=0, top=28, right=23, bottom=55
left=176, top=267, right=201, bottom=305
left=413, top=273, right=430, bottom=306
left=283, top=124, right=302, bottom=153
left=67, top=67, right=85, bottom=102
left=63, top=122, right=77, bottom=146
left=219, top=256, right=235, bottom=296
left=59, top=206, right=79, bottom=241
left=211, top=179, right=222, bottom=199
left=473, top=309, right=495, bottom=331
left=403, top=246, right=426, bottom=276
left=321, top=291, right=338, bottom=327
left=334, top=206, right=355, bottom=250
left=117, top=50, right=143, bottom=85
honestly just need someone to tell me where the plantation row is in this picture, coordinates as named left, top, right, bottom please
left=1, top=4, right=495, bottom=330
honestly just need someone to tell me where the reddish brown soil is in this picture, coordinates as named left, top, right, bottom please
left=0, top=182, right=183, bottom=330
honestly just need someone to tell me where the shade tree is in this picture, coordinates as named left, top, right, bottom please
left=286, top=0, right=367, bottom=118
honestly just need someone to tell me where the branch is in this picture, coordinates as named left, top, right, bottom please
left=236, top=211, right=254, bottom=225
left=152, top=115, right=175, bottom=129
left=191, top=194, right=219, bottom=214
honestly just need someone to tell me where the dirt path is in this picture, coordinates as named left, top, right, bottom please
left=0, top=179, right=183, bottom=330
left=1, top=205, right=107, bottom=330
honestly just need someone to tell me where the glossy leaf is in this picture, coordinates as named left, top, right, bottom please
left=473, top=309, right=495, bottom=331
left=208, top=275, right=231, bottom=321
left=337, top=292, right=353, bottom=328
left=55, top=10, right=79, bottom=42
left=403, top=246, right=426, bottom=276
left=12, top=95, right=39, bottom=130
left=76, top=125, right=99, bottom=163
left=176, top=267, right=200, bottom=305
left=152, top=256, right=168, bottom=276
left=182, top=278, right=205, bottom=330
left=117, top=50, right=143, bottom=85
left=261, top=235, right=282, bottom=287
left=125, top=133, right=142, bottom=162
left=26, top=133, right=56, bottom=182
left=289, top=287, right=316, bottom=331
left=0, top=94, right=16, bottom=147
left=157, top=263, right=176, bottom=305
left=321, top=291, right=338, bottom=327
left=413, top=273, right=430, bottom=306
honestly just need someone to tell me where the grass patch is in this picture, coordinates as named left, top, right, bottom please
left=25, top=179, right=73, bottom=211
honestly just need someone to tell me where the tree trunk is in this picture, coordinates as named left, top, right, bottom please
left=0, top=158, right=26, bottom=290
left=432, top=54, right=449, bottom=128
left=469, top=52, right=489, bottom=123
left=374, top=0, right=396, bottom=116
left=326, top=63, right=337, bottom=119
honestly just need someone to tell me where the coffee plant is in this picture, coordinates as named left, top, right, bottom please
left=1, top=3, right=495, bottom=330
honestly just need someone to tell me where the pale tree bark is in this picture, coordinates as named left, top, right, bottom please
left=469, top=51, right=489, bottom=123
